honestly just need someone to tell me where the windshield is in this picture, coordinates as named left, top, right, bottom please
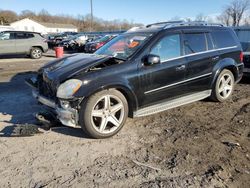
left=95, top=34, right=150, bottom=60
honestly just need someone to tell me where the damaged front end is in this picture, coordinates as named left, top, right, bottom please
left=26, top=53, right=124, bottom=128
left=27, top=76, right=82, bottom=128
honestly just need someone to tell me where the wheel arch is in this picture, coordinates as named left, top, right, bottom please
left=77, top=84, right=138, bottom=118
left=31, top=46, right=44, bottom=53
left=211, top=58, right=239, bottom=87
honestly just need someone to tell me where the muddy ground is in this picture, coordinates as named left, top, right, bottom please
left=0, top=55, right=249, bottom=188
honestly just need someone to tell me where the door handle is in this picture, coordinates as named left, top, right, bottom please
left=176, top=65, right=186, bottom=71
left=212, top=56, right=220, bottom=61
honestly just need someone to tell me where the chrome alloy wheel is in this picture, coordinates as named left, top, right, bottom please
left=218, top=73, right=234, bottom=99
left=91, top=95, right=125, bottom=134
left=32, top=49, right=42, bottom=58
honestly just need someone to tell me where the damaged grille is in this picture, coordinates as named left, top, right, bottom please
left=37, top=74, right=57, bottom=99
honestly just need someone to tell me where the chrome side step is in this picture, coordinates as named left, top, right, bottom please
left=134, top=90, right=212, bottom=117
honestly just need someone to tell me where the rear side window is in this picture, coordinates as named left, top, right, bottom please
left=27, top=33, right=35, bottom=38
left=184, top=33, right=207, bottom=55
left=16, top=33, right=34, bottom=39
left=211, top=30, right=236, bottom=49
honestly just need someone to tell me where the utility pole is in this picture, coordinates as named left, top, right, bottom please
left=90, top=0, right=93, bottom=31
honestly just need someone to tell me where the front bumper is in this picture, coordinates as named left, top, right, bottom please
left=32, top=90, right=79, bottom=128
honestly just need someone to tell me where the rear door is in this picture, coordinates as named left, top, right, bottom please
left=15, top=32, right=34, bottom=54
left=183, top=31, right=218, bottom=93
left=0, top=31, right=16, bottom=55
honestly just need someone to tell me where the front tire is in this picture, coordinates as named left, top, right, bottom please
left=79, top=89, right=128, bottom=139
left=211, top=69, right=235, bottom=102
left=30, top=47, right=42, bottom=59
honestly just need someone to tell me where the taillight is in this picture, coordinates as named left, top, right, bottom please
left=240, top=51, right=244, bottom=62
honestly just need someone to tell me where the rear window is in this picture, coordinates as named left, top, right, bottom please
left=211, top=30, right=236, bottom=49
left=235, top=30, right=250, bottom=42
left=234, top=29, right=250, bottom=51
left=184, top=33, right=207, bottom=55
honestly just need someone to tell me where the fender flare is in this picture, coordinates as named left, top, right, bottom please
left=211, top=58, right=239, bottom=88
left=75, top=82, right=138, bottom=117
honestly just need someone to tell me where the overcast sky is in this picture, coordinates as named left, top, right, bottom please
left=0, top=0, right=232, bottom=24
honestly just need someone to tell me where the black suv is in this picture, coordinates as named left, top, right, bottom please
left=27, top=21, right=244, bottom=138
left=234, top=27, right=250, bottom=76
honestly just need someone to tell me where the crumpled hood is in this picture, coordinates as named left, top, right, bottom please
left=40, top=53, right=110, bottom=83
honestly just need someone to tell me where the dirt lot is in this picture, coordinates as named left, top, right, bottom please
left=0, top=55, right=249, bottom=188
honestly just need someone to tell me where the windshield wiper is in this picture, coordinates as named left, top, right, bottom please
left=112, top=56, right=127, bottom=61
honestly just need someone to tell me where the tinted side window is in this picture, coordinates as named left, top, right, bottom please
left=211, top=30, right=236, bottom=48
left=150, top=34, right=181, bottom=62
left=27, top=33, right=34, bottom=38
left=16, top=33, right=34, bottom=39
left=184, top=33, right=207, bottom=55
left=16, top=33, right=26, bottom=39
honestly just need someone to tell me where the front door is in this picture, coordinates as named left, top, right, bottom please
left=0, top=31, right=16, bottom=55
left=138, top=33, right=188, bottom=108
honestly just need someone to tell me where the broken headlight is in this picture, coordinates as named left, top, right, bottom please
left=57, top=79, right=82, bottom=99
left=60, top=100, right=71, bottom=109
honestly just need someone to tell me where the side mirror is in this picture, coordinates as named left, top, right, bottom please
left=143, top=54, right=161, bottom=66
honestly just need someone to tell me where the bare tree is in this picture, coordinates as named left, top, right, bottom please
left=0, top=8, right=141, bottom=31
left=195, top=13, right=208, bottom=22
left=217, top=9, right=232, bottom=26
left=218, top=0, right=250, bottom=26
left=19, top=10, right=36, bottom=20
left=0, top=10, right=18, bottom=25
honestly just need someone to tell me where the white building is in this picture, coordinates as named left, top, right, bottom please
left=10, top=18, right=78, bottom=34
left=0, top=25, right=14, bottom=32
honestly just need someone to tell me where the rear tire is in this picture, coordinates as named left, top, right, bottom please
left=30, top=47, right=42, bottom=59
left=211, top=69, right=235, bottom=102
left=79, top=89, right=128, bottom=139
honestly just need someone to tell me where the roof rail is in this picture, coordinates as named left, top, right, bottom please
left=146, top=21, right=184, bottom=28
left=164, top=21, right=224, bottom=29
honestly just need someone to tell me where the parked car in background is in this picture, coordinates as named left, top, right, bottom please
left=75, top=34, right=103, bottom=52
left=44, top=33, right=58, bottom=49
left=47, top=32, right=78, bottom=49
left=234, top=27, right=250, bottom=76
left=84, top=35, right=117, bottom=53
left=27, top=21, right=244, bottom=139
left=0, top=31, right=48, bottom=59
left=57, top=34, right=88, bottom=50
left=84, top=35, right=102, bottom=43
left=54, top=32, right=78, bottom=42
